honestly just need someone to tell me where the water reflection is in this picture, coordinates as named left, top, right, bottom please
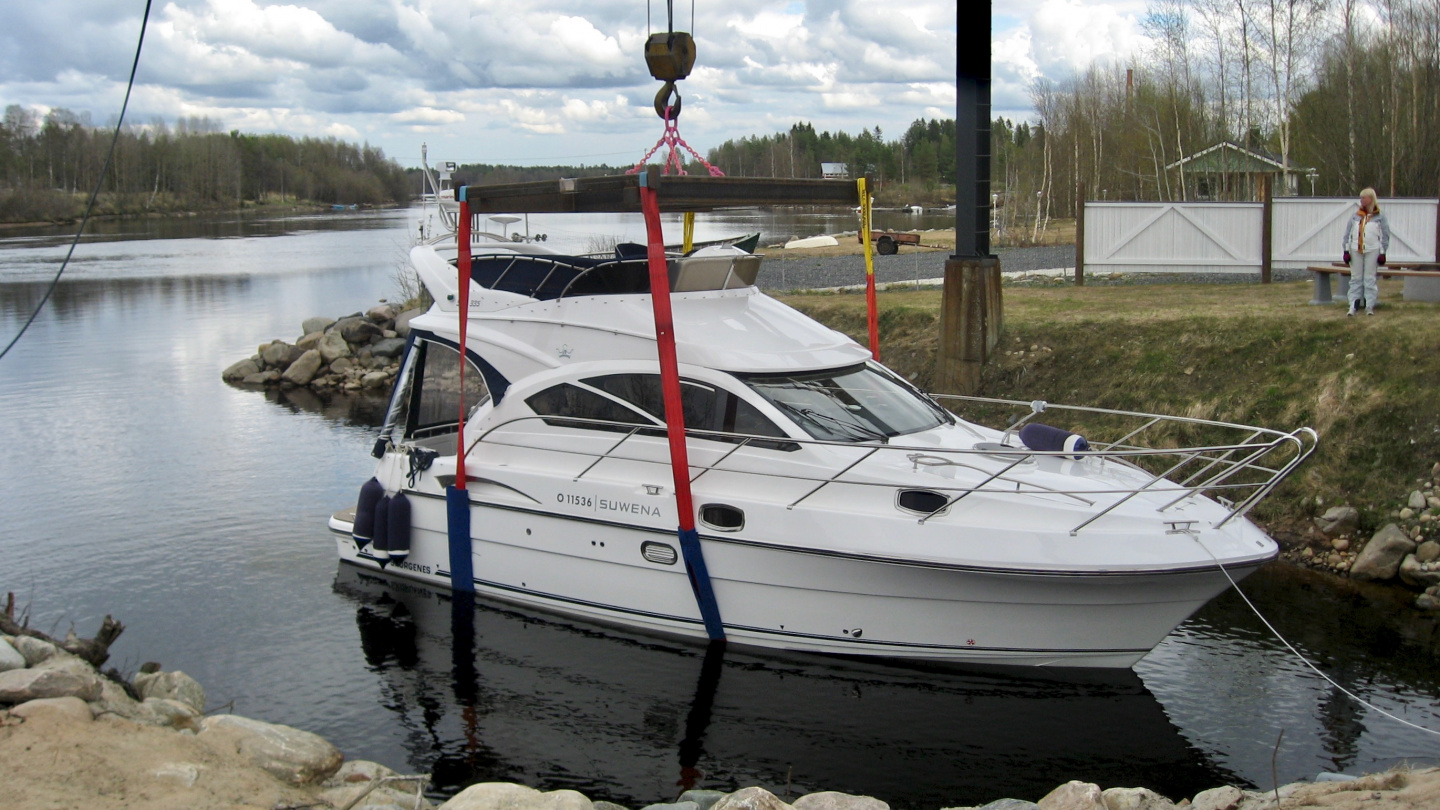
left=334, top=565, right=1237, bottom=808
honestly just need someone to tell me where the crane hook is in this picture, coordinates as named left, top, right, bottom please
left=654, top=81, right=682, bottom=120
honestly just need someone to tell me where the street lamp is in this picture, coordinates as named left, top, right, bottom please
left=1306, top=170, right=1320, bottom=196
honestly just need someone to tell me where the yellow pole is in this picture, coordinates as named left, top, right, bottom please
left=683, top=211, right=695, bottom=253
left=858, top=178, right=879, bottom=359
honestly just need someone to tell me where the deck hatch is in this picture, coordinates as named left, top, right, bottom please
left=897, top=489, right=950, bottom=516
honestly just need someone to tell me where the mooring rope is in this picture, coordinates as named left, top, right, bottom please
left=0, top=0, right=153, bottom=362
left=1192, top=534, right=1440, bottom=738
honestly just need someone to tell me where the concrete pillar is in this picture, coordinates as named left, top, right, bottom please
left=936, top=257, right=1003, bottom=395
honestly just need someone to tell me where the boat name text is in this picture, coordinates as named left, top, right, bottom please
left=557, top=491, right=663, bottom=519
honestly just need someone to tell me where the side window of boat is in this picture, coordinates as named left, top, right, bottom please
left=406, top=340, right=491, bottom=440
left=525, top=383, right=658, bottom=433
left=583, top=374, right=796, bottom=450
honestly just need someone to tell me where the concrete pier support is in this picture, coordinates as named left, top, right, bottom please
left=936, top=256, right=1003, bottom=395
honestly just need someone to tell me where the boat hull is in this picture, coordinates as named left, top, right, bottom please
left=331, top=495, right=1259, bottom=669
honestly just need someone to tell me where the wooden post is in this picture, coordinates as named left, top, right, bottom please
left=936, top=257, right=1002, bottom=395
left=1260, top=175, right=1273, bottom=284
left=1075, top=180, right=1085, bottom=286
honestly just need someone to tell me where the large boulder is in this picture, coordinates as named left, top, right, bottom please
left=1100, top=788, right=1174, bottom=810
left=303, top=315, right=337, bottom=336
left=200, top=714, right=343, bottom=785
left=794, top=792, right=889, bottom=810
left=972, top=802, right=1040, bottom=810
left=338, top=316, right=383, bottom=344
left=261, top=340, right=302, bottom=371
left=0, top=666, right=103, bottom=703
left=223, top=358, right=261, bottom=381
left=9, top=695, right=94, bottom=723
left=395, top=308, right=423, bottom=337
left=13, top=635, right=58, bottom=665
left=371, top=337, right=407, bottom=359
left=1038, top=782, right=1106, bottom=810
left=1351, top=523, right=1417, bottom=581
left=1190, top=786, right=1244, bottom=810
left=134, top=697, right=202, bottom=730
left=1315, top=506, right=1360, bottom=537
left=712, top=787, right=791, bottom=810
left=0, top=638, right=24, bottom=673
left=1398, top=554, right=1440, bottom=588
left=318, top=330, right=352, bottom=363
left=679, top=791, right=729, bottom=810
left=134, top=669, right=206, bottom=713
left=282, top=349, right=324, bottom=386
left=88, top=676, right=143, bottom=720
left=437, top=782, right=594, bottom=810
left=361, top=371, right=391, bottom=390
left=296, top=331, right=324, bottom=352
left=1418, top=540, right=1440, bottom=563
left=367, top=304, right=398, bottom=323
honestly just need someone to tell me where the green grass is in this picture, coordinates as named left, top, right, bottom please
left=780, top=278, right=1440, bottom=531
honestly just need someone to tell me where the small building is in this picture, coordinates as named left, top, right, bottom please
left=821, top=163, right=849, bottom=180
left=1164, top=142, right=1314, bottom=201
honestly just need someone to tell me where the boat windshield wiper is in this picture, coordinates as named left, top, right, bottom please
left=774, top=400, right=888, bottom=443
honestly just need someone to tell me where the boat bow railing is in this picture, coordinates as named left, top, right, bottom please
left=463, top=398, right=1317, bottom=534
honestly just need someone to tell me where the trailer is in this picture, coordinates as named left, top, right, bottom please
left=859, top=230, right=922, bottom=255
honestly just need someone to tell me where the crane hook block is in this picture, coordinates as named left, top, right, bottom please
left=645, top=32, right=696, bottom=82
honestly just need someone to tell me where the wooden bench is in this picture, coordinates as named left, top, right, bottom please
left=1304, top=262, right=1440, bottom=305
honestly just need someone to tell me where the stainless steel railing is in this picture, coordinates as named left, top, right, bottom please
left=458, top=397, right=1316, bottom=534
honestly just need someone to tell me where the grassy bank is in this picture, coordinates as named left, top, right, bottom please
left=779, top=277, right=1440, bottom=532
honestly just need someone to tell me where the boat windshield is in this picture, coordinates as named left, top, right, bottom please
left=738, top=363, right=952, bottom=443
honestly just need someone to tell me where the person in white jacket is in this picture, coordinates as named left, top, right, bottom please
left=1341, top=188, right=1391, bottom=316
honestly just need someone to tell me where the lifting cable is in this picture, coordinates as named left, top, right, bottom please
left=0, top=0, right=153, bottom=363
left=1192, top=534, right=1440, bottom=738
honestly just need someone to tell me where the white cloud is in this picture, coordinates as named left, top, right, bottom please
left=0, top=0, right=1156, bottom=163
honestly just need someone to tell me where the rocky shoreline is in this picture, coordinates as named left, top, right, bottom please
left=222, top=302, right=423, bottom=396
left=5, top=610, right=1439, bottom=809
left=1276, top=461, right=1440, bottom=611
left=5, top=627, right=1439, bottom=809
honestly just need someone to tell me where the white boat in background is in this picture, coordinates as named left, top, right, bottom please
left=783, top=234, right=839, bottom=249
left=330, top=220, right=1315, bottom=669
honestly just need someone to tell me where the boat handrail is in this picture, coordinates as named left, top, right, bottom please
left=461, top=403, right=1318, bottom=533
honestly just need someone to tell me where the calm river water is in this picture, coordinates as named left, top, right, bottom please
left=1, top=208, right=1438, bottom=808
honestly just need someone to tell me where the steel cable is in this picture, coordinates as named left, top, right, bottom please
left=0, top=0, right=153, bottom=362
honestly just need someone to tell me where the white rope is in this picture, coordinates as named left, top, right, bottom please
left=1192, top=534, right=1440, bottom=738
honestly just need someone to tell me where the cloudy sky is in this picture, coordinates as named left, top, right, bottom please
left=1, top=0, right=1151, bottom=168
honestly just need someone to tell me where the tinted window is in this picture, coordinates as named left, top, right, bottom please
left=525, top=383, right=657, bottom=433
left=407, top=341, right=491, bottom=439
left=740, top=363, right=950, bottom=442
left=584, top=374, right=794, bottom=449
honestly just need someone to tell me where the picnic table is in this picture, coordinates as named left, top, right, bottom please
left=1304, top=262, right=1440, bottom=305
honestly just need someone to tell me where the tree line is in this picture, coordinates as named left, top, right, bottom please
left=0, top=105, right=412, bottom=222
left=704, top=0, right=1440, bottom=229
left=704, top=120, right=957, bottom=198
left=1021, top=0, right=1440, bottom=224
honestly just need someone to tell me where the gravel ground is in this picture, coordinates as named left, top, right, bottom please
left=756, top=243, right=1312, bottom=291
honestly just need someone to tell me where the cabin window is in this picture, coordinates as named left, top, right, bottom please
left=582, top=374, right=794, bottom=449
left=739, top=363, right=951, bottom=442
left=404, top=340, right=491, bottom=440
left=525, top=383, right=658, bottom=433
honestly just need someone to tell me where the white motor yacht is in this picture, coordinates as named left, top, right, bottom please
left=330, top=234, right=1315, bottom=669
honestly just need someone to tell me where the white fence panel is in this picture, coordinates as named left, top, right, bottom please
left=1084, top=202, right=1263, bottom=274
left=1272, top=197, right=1437, bottom=268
